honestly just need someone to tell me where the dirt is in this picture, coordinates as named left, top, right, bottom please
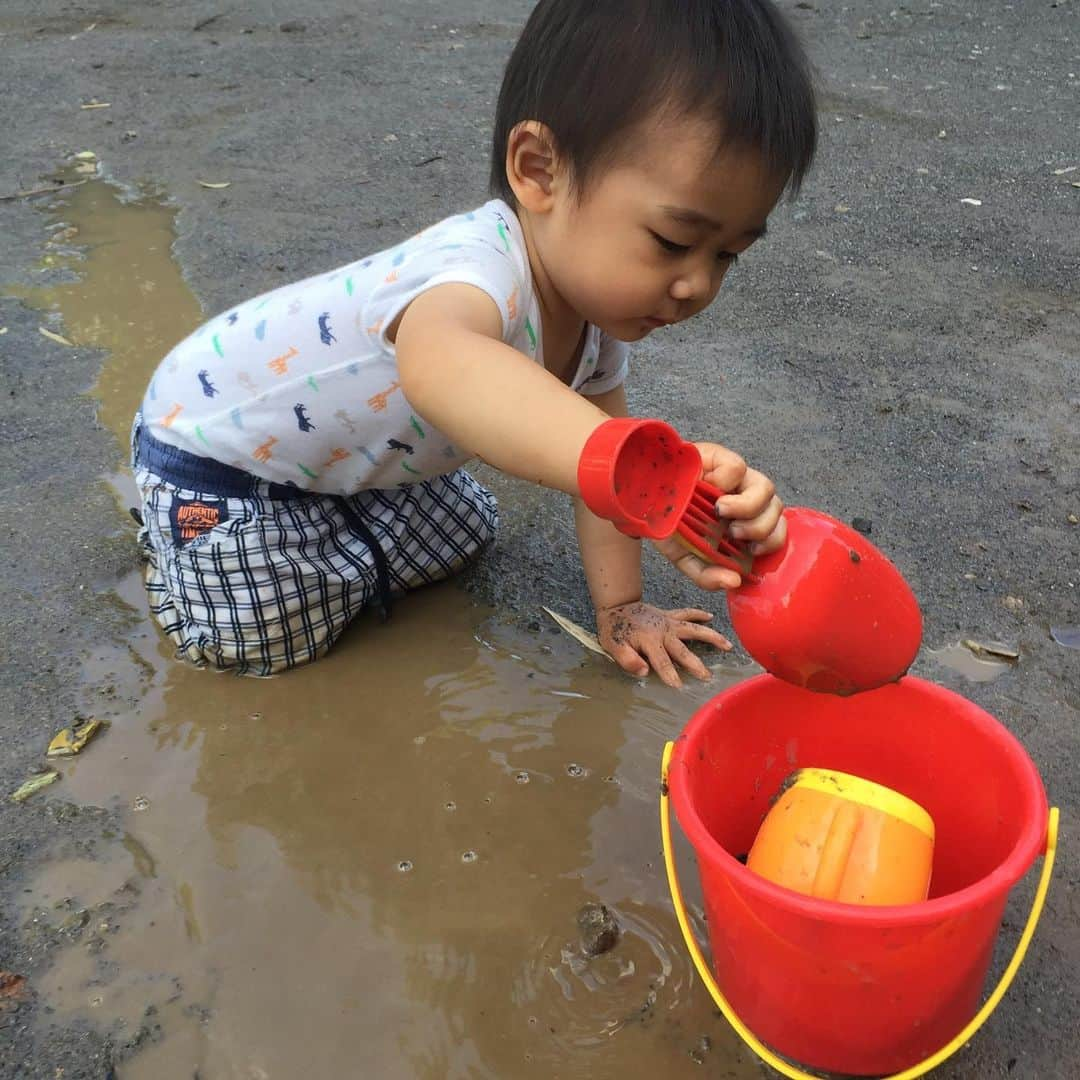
left=0, top=2, right=1077, bottom=1078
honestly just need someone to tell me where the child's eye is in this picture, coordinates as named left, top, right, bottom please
left=650, top=231, right=690, bottom=255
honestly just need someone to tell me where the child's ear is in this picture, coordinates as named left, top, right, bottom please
left=505, top=121, right=563, bottom=213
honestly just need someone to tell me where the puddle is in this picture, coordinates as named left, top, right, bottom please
left=928, top=642, right=1014, bottom=683
left=30, top=577, right=758, bottom=1080
left=10, top=176, right=762, bottom=1077
left=5, top=175, right=203, bottom=450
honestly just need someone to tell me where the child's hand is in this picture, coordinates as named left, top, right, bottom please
left=596, top=601, right=732, bottom=688
left=653, top=442, right=786, bottom=590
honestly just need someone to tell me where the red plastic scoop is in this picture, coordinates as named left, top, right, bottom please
left=577, top=419, right=748, bottom=574
left=576, top=418, right=701, bottom=538
left=674, top=478, right=754, bottom=578
left=578, top=418, right=924, bottom=694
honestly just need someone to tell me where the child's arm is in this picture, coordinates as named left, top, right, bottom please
left=395, top=283, right=783, bottom=688
left=393, top=283, right=608, bottom=493
left=573, top=385, right=733, bottom=688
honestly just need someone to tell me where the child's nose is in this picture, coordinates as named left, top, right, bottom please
left=670, top=263, right=717, bottom=303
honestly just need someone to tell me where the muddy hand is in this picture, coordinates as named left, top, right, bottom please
left=596, top=601, right=732, bottom=689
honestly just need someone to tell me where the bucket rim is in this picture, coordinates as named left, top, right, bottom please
left=668, top=674, right=1049, bottom=924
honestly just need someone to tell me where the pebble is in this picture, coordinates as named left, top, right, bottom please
left=577, top=902, right=620, bottom=956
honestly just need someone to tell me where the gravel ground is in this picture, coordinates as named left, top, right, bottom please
left=0, top=2, right=1077, bottom=1077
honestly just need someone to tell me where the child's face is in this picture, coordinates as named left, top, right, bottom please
left=541, top=117, right=784, bottom=341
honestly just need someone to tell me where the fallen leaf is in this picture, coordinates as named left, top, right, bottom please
left=0, top=327, right=7, bottom=335
left=541, top=607, right=610, bottom=659
left=47, top=718, right=104, bottom=758
left=38, top=327, right=74, bottom=347
left=1072, top=182, right=1080, bottom=189
left=960, top=197, right=982, bottom=206
left=197, top=180, right=231, bottom=189
left=1052, top=165, right=1077, bottom=175
left=1050, top=626, right=1080, bottom=650
left=10, top=771, right=59, bottom=803
left=1068, top=513, right=1078, bottom=525
left=73, top=150, right=97, bottom=162
left=79, top=102, right=111, bottom=110
left=834, top=203, right=851, bottom=213
left=0, top=972, right=28, bottom=1006
left=961, top=639, right=1019, bottom=662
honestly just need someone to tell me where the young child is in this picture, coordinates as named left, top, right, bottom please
left=131, top=0, right=816, bottom=688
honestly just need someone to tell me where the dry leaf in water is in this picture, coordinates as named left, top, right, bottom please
left=0, top=972, right=28, bottom=1006
left=38, top=327, right=74, bottom=347
left=961, top=639, right=1019, bottom=662
left=197, top=180, right=231, bottom=189
left=47, top=718, right=104, bottom=757
left=10, top=771, right=59, bottom=803
left=541, top=607, right=610, bottom=658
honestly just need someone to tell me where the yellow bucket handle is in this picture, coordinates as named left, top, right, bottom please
left=661, top=741, right=1059, bottom=1080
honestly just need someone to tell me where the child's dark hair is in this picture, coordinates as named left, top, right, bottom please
left=490, top=0, right=817, bottom=203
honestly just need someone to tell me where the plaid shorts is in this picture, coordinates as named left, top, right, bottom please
left=131, top=419, right=498, bottom=675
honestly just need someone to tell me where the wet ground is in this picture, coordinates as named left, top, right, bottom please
left=1, top=2, right=1078, bottom=1078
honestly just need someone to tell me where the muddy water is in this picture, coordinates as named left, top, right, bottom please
left=12, top=179, right=763, bottom=1077
left=928, top=642, right=1014, bottom=683
left=33, top=576, right=758, bottom=1079
left=6, top=177, right=203, bottom=448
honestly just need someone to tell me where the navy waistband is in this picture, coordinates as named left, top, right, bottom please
left=135, top=425, right=304, bottom=501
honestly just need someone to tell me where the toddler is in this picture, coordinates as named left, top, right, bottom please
left=131, top=0, right=817, bottom=687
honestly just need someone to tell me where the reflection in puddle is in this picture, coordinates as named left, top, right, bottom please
left=11, top=178, right=761, bottom=1077
left=5, top=176, right=203, bottom=447
left=928, top=642, right=1014, bottom=683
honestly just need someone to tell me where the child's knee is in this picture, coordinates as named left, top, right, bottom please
left=455, top=470, right=500, bottom=549
left=137, top=486, right=370, bottom=674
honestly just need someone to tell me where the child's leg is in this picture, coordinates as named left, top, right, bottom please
left=343, top=469, right=499, bottom=593
left=136, top=474, right=384, bottom=675
left=131, top=420, right=497, bottom=674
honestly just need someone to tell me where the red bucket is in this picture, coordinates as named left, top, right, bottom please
left=665, top=674, right=1054, bottom=1077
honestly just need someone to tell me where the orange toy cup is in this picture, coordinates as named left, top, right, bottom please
left=747, top=768, right=935, bottom=905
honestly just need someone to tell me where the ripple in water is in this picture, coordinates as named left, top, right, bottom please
left=511, top=900, right=700, bottom=1063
